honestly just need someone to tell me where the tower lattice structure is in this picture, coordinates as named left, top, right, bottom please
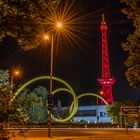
left=98, top=15, right=115, bottom=104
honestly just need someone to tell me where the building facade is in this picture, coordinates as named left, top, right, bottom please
left=72, top=105, right=111, bottom=123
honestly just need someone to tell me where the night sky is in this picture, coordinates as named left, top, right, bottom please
left=0, top=0, right=140, bottom=106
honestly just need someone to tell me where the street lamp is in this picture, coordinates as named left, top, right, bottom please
left=10, top=69, right=20, bottom=101
left=99, top=90, right=104, bottom=95
left=96, top=91, right=103, bottom=124
left=44, top=21, right=62, bottom=138
left=96, top=95, right=99, bottom=124
left=43, top=34, right=49, bottom=40
left=56, top=22, right=63, bottom=29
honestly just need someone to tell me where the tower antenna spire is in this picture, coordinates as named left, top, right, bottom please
left=102, top=14, right=104, bottom=21
left=102, top=14, right=106, bottom=25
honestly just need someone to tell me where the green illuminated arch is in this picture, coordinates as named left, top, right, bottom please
left=52, top=88, right=78, bottom=122
left=69, top=92, right=108, bottom=113
left=11, top=76, right=108, bottom=123
left=11, top=76, right=78, bottom=122
left=11, top=76, right=74, bottom=101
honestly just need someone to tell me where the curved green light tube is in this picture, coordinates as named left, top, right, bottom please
left=11, top=76, right=108, bottom=123
left=52, top=88, right=78, bottom=122
left=11, top=76, right=74, bottom=102
left=69, top=92, right=108, bottom=113
left=11, top=76, right=78, bottom=122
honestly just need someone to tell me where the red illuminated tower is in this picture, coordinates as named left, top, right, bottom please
left=98, top=15, right=115, bottom=104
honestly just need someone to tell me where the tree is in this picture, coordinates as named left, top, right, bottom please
left=0, top=70, right=10, bottom=123
left=0, top=0, right=61, bottom=50
left=106, top=101, right=140, bottom=127
left=0, top=70, right=10, bottom=90
left=26, top=86, right=48, bottom=124
left=106, top=102, right=124, bottom=124
left=15, top=86, right=49, bottom=124
left=121, top=0, right=140, bottom=87
left=0, top=69, right=28, bottom=139
left=52, top=99, right=64, bottom=119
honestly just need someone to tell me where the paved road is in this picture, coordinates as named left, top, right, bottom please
left=10, top=128, right=140, bottom=140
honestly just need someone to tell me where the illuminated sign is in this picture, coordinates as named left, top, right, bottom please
left=121, top=107, right=140, bottom=115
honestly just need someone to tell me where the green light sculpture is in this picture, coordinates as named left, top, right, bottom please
left=11, top=76, right=78, bottom=122
left=11, top=76, right=108, bottom=123
left=69, top=93, right=108, bottom=114
left=52, top=88, right=78, bottom=122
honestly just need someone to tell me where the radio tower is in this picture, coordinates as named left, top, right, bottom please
left=98, top=15, right=115, bottom=104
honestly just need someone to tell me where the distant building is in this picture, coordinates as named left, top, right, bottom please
left=72, top=105, right=111, bottom=123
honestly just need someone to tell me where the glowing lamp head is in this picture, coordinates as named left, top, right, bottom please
left=43, top=34, right=49, bottom=40
left=15, top=71, right=19, bottom=75
left=13, top=70, right=20, bottom=76
left=56, top=22, right=63, bottom=29
left=100, top=91, right=104, bottom=95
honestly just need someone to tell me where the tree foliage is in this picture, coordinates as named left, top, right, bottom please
left=15, top=86, right=49, bottom=124
left=106, top=102, right=125, bottom=124
left=106, top=101, right=140, bottom=126
left=26, top=86, right=48, bottom=124
left=121, top=0, right=140, bottom=87
left=0, top=70, right=10, bottom=115
left=0, top=70, right=10, bottom=91
left=0, top=69, right=28, bottom=139
left=0, top=70, right=49, bottom=125
left=52, top=99, right=65, bottom=119
left=0, top=0, right=61, bottom=50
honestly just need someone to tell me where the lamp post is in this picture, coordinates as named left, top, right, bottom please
left=48, top=33, right=53, bottom=138
left=10, top=70, right=20, bottom=101
left=44, top=21, right=62, bottom=138
left=96, top=96, right=99, bottom=124
left=96, top=91, right=103, bottom=124
left=8, top=69, right=20, bottom=131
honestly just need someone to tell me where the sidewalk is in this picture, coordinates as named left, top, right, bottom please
left=11, top=134, right=140, bottom=140
left=10, top=128, right=140, bottom=140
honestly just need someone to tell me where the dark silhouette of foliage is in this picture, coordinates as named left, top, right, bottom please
left=121, top=0, right=140, bottom=88
left=106, top=102, right=125, bottom=124
left=0, top=0, right=61, bottom=50
left=14, top=86, right=49, bottom=124
left=0, top=69, right=28, bottom=139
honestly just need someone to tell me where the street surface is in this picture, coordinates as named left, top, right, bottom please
left=10, top=128, right=140, bottom=140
